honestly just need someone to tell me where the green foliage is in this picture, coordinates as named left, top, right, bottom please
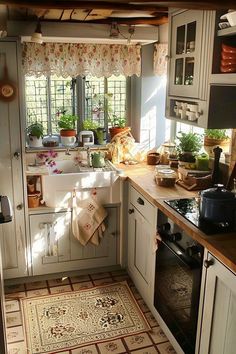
left=26, top=122, right=44, bottom=139
left=109, top=114, right=126, bottom=128
left=58, top=114, right=79, bottom=130
left=82, top=119, right=100, bottom=130
left=176, top=132, right=202, bottom=155
left=204, top=129, right=229, bottom=140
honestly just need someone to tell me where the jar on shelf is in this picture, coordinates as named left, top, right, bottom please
left=155, top=169, right=177, bottom=187
left=42, top=134, right=59, bottom=147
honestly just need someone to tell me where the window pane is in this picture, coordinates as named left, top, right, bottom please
left=25, top=75, right=48, bottom=133
left=50, top=75, right=76, bottom=133
left=25, top=75, right=76, bottom=134
left=85, top=76, right=105, bottom=127
left=84, top=75, right=126, bottom=129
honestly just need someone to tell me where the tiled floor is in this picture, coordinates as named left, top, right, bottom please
left=4, top=270, right=176, bottom=354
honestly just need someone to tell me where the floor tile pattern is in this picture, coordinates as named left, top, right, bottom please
left=5, top=270, right=176, bottom=354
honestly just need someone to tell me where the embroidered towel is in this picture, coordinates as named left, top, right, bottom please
left=72, top=194, right=107, bottom=246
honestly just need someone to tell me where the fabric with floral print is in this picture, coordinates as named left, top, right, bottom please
left=153, top=43, right=168, bottom=76
left=22, top=42, right=141, bottom=78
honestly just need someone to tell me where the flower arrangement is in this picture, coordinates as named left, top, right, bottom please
left=36, top=150, right=62, bottom=174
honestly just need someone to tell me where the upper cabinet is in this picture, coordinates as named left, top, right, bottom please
left=169, top=10, right=203, bottom=98
left=166, top=9, right=236, bottom=129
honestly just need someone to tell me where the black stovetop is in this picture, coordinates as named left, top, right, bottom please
left=164, top=198, right=235, bottom=235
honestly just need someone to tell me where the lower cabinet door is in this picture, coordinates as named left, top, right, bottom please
left=30, top=206, right=119, bottom=275
left=128, top=203, right=153, bottom=305
left=199, top=253, right=236, bottom=354
left=30, top=212, right=71, bottom=275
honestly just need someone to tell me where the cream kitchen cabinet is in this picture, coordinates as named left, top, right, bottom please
left=199, top=253, right=236, bottom=354
left=127, top=185, right=157, bottom=308
left=29, top=206, right=119, bottom=276
left=0, top=41, right=27, bottom=279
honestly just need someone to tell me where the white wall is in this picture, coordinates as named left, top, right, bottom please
left=131, top=23, right=168, bottom=150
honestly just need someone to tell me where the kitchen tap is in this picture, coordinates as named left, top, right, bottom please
left=65, top=148, right=71, bottom=156
left=87, top=147, right=91, bottom=166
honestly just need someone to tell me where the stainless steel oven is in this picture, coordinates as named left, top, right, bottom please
left=154, top=214, right=203, bottom=354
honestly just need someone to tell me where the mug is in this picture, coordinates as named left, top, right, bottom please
left=61, top=136, right=76, bottom=146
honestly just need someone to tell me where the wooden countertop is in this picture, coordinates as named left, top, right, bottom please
left=118, top=162, right=236, bottom=274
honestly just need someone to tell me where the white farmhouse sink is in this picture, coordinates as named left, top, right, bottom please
left=41, top=160, right=121, bottom=208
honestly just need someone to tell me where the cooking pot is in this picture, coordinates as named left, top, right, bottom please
left=199, top=184, right=236, bottom=224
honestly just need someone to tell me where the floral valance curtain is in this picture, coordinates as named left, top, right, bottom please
left=153, top=43, right=168, bottom=76
left=22, top=42, right=141, bottom=78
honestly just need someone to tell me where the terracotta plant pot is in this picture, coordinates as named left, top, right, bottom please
left=60, top=129, right=76, bottom=137
left=109, top=127, right=129, bottom=139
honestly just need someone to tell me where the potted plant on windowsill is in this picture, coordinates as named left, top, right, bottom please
left=109, top=115, right=129, bottom=139
left=176, top=132, right=202, bottom=169
left=204, top=129, right=230, bottom=157
left=57, top=111, right=79, bottom=146
left=26, top=122, right=44, bottom=148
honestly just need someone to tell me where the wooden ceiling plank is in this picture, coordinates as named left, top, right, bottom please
left=43, top=9, right=63, bottom=20
left=41, top=16, right=168, bottom=25
left=71, top=9, right=90, bottom=21
left=61, top=9, right=73, bottom=21
left=3, top=1, right=168, bottom=12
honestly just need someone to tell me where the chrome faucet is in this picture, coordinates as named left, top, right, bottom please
left=65, top=148, right=71, bottom=156
left=87, top=147, right=91, bottom=166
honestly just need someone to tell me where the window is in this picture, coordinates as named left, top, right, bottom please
left=25, top=74, right=127, bottom=135
left=25, top=75, right=76, bottom=134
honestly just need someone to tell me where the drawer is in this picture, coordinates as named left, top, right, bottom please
left=129, top=185, right=156, bottom=225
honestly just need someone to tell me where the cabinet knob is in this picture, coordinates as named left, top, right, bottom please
left=204, top=259, right=214, bottom=269
left=128, top=208, right=134, bottom=214
left=13, top=151, right=20, bottom=159
left=16, top=203, right=23, bottom=210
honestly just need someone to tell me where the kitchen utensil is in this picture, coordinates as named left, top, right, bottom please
left=0, top=196, right=12, bottom=223
left=199, top=184, right=236, bottom=224
left=0, top=53, right=17, bottom=102
left=91, top=151, right=105, bottom=168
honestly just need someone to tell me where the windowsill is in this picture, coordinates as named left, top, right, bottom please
left=25, top=144, right=109, bottom=153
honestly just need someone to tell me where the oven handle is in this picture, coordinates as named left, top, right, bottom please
left=161, top=240, right=201, bottom=270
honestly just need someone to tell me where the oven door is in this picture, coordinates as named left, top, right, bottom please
left=154, top=239, right=203, bottom=354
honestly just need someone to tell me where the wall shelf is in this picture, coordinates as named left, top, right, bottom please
left=217, top=26, right=236, bottom=37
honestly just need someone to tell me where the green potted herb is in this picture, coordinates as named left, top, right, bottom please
left=26, top=122, right=44, bottom=148
left=176, top=132, right=202, bottom=167
left=57, top=111, right=79, bottom=146
left=204, top=129, right=230, bottom=156
left=109, top=115, right=128, bottom=139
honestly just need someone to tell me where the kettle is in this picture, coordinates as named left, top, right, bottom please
left=91, top=152, right=105, bottom=168
left=0, top=196, right=12, bottom=223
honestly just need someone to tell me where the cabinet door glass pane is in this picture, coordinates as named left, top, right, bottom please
left=175, top=58, right=183, bottom=85
left=186, top=21, right=196, bottom=54
left=176, top=25, right=185, bottom=54
left=185, top=57, right=194, bottom=85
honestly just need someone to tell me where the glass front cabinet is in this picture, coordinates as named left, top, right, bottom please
left=169, top=10, right=203, bottom=98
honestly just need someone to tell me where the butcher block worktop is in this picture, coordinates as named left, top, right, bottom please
left=119, top=163, right=236, bottom=274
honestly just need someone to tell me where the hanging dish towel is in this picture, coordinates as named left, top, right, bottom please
left=72, top=193, right=108, bottom=246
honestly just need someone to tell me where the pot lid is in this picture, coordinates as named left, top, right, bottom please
left=201, top=184, right=235, bottom=200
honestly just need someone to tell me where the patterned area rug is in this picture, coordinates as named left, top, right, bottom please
left=21, top=281, right=151, bottom=353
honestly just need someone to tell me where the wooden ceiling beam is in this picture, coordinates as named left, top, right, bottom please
left=2, top=1, right=168, bottom=12
left=137, top=1, right=236, bottom=10
left=40, top=16, right=168, bottom=25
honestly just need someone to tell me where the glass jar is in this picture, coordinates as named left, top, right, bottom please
left=155, top=169, right=177, bottom=187
left=42, top=134, right=59, bottom=147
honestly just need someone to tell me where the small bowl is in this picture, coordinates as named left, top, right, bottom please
left=147, top=153, right=160, bottom=165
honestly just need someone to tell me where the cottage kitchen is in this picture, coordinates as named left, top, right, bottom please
left=0, top=2, right=236, bottom=354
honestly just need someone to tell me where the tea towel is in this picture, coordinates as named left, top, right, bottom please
left=72, top=193, right=107, bottom=246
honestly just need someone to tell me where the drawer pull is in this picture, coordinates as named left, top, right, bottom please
left=128, top=208, right=134, bottom=214
left=137, top=197, right=144, bottom=205
left=204, top=259, right=214, bottom=269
